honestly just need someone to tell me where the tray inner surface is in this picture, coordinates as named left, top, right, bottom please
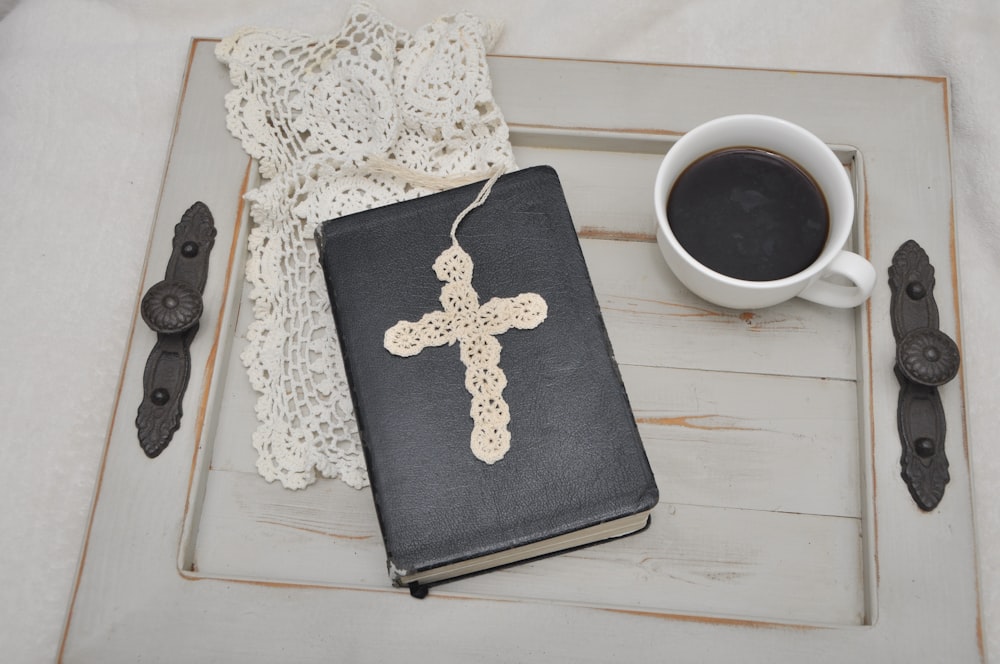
left=192, top=127, right=871, bottom=628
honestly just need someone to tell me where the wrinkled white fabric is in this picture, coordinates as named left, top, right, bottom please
left=216, top=2, right=516, bottom=489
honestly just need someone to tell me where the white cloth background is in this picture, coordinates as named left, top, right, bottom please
left=1, top=1, right=996, bottom=661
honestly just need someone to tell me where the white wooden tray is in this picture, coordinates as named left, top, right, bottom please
left=59, top=39, right=983, bottom=662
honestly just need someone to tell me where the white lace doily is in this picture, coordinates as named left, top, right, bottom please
left=216, top=3, right=517, bottom=489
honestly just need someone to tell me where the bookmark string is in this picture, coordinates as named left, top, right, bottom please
left=450, top=168, right=504, bottom=240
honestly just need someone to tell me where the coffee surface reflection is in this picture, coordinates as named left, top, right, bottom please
left=666, top=148, right=829, bottom=282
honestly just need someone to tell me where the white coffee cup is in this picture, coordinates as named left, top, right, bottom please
left=653, top=114, right=876, bottom=309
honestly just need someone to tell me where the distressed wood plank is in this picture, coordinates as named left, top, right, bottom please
left=193, top=468, right=385, bottom=584
left=582, top=238, right=860, bottom=380
left=512, top=140, right=666, bottom=239
left=194, top=468, right=864, bottom=626
left=455, top=502, right=864, bottom=626
left=625, top=364, right=861, bottom=518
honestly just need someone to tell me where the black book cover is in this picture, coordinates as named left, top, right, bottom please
left=316, top=165, right=658, bottom=586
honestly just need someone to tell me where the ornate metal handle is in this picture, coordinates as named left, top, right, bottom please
left=888, top=239, right=961, bottom=511
left=135, top=202, right=216, bottom=457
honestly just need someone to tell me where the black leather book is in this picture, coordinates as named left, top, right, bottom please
left=315, top=165, right=658, bottom=591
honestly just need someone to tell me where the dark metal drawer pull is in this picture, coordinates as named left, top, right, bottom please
left=888, top=239, right=960, bottom=511
left=135, top=202, right=216, bottom=458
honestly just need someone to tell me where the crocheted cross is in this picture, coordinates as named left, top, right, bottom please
left=384, top=241, right=547, bottom=463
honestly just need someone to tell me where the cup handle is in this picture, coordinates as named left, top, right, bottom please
left=797, top=251, right=877, bottom=308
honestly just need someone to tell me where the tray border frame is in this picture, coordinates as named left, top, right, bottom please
left=58, top=39, right=983, bottom=663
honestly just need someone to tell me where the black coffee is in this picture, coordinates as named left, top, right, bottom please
left=666, top=147, right=829, bottom=282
